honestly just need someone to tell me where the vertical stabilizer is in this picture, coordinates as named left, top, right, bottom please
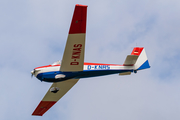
left=131, top=47, right=150, bottom=70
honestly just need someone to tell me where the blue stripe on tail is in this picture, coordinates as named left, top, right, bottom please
left=137, top=60, right=150, bottom=70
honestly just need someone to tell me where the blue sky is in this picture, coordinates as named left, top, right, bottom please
left=1, top=0, right=180, bottom=119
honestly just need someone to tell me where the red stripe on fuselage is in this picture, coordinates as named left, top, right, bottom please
left=34, top=62, right=122, bottom=69
left=84, top=62, right=122, bottom=66
left=35, top=64, right=60, bottom=69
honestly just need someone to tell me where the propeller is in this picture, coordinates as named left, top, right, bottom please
left=31, top=69, right=35, bottom=78
left=31, top=69, right=40, bottom=78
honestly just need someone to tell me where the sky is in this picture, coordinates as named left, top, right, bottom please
left=0, top=0, right=180, bottom=119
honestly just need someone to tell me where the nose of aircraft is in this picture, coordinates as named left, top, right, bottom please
left=31, top=69, right=35, bottom=77
left=31, top=70, right=34, bottom=74
left=31, top=68, right=41, bottom=77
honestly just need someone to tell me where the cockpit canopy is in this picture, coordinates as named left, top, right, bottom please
left=51, top=60, right=61, bottom=65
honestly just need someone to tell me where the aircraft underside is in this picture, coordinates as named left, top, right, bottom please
left=37, top=69, right=133, bottom=82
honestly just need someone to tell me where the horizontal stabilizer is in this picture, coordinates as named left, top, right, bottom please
left=123, top=55, right=138, bottom=66
left=119, top=72, right=131, bottom=75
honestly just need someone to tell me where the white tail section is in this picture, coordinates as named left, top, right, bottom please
left=131, top=47, right=150, bottom=70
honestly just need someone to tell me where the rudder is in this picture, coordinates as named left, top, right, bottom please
left=131, top=47, right=150, bottom=70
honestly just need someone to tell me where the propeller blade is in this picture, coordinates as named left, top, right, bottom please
left=31, top=69, right=40, bottom=78
left=31, top=69, right=35, bottom=78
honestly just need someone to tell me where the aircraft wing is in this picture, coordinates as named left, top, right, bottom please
left=32, top=4, right=87, bottom=116
left=60, top=4, right=87, bottom=72
left=32, top=79, right=79, bottom=116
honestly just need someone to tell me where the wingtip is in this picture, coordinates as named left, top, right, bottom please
left=75, top=4, right=88, bottom=7
left=32, top=114, right=43, bottom=116
left=69, top=4, right=87, bottom=34
left=32, top=101, right=56, bottom=116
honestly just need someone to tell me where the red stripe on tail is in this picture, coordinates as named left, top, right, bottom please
left=131, top=47, right=144, bottom=56
left=69, top=4, right=87, bottom=34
